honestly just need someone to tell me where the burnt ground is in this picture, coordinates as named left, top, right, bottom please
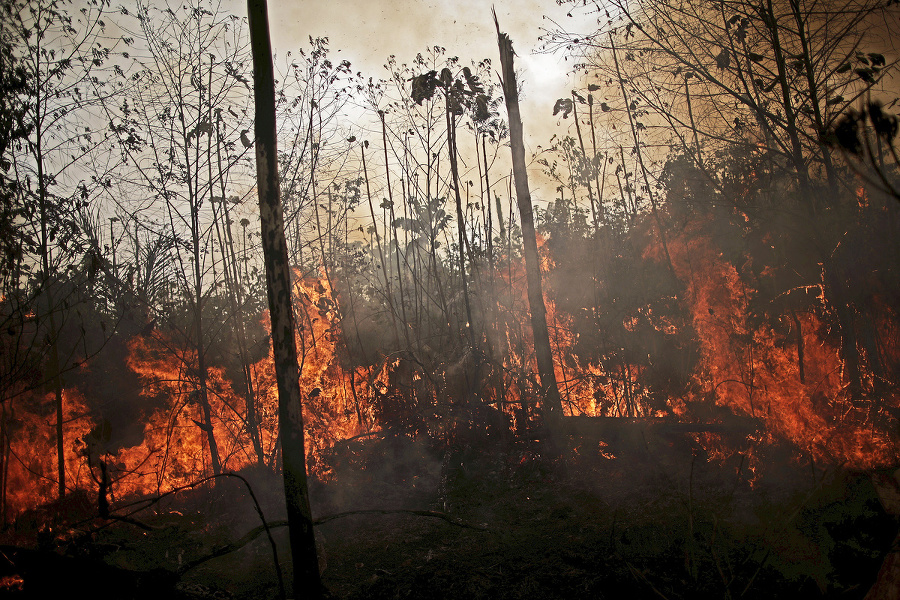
left=0, top=434, right=896, bottom=599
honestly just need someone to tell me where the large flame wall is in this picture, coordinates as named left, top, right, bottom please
left=3, top=209, right=899, bottom=521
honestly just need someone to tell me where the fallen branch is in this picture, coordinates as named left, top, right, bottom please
left=103, top=472, right=285, bottom=598
left=179, top=509, right=488, bottom=575
left=314, top=509, right=489, bottom=531
left=177, top=519, right=288, bottom=576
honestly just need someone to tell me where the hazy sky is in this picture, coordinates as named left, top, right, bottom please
left=267, top=1, right=596, bottom=148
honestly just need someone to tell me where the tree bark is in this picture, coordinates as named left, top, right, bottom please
left=765, top=0, right=811, bottom=200
left=609, top=32, right=677, bottom=283
left=34, top=60, right=66, bottom=501
left=247, top=1, right=323, bottom=597
left=445, top=101, right=475, bottom=345
left=570, top=93, right=599, bottom=230
left=494, top=14, right=564, bottom=432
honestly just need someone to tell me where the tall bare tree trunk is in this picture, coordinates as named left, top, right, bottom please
left=609, top=32, right=677, bottom=283
left=570, top=93, right=599, bottom=229
left=30, top=38, right=66, bottom=499
left=247, top=1, right=323, bottom=597
left=494, top=14, right=564, bottom=433
left=765, top=0, right=810, bottom=200
left=445, top=102, right=475, bottom=345
left=361, top=140, right=402, bottom=348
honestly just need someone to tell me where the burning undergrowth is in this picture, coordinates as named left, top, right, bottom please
left=3, top=199, right=899, bottom=511
left=1, top=163, right=899, bottom=599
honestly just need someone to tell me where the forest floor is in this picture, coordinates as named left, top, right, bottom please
left=1, top=433, right=895, bottom=599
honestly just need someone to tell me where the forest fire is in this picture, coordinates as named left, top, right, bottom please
left=2, top=0, right=900, bottom=597
left=6, top=223, right=896, bottom=520
left=667, top=224, right=900, bottom=473
left=1, top=275, right=382, bottom=518
left=4, top=174, right=900, bottom=600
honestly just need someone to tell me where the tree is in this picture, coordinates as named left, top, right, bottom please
left=247, top=0, right=323, bottom=597
left=547, top=0, right=900, bottom=399
left=495, top=13, right=565, bottom=436
left=109, top=0, right=263, bottom=477
left=408, top=63, right=495, bottom=345
left=826, top=100, right=900, bottom=202
left=274, top=36, right=355, bottom=268
left=549, top=0, right=896, bottom=205
left=0, top=7, right=30, bottom=294
left=3, top=0, right=127, bottom=500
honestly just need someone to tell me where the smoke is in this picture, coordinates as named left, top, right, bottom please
left=68, top=334, right=152, bottom=454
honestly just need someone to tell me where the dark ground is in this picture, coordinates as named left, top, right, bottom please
left=0, top=433, right=895, bottom=599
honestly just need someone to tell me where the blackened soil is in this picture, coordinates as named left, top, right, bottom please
left=1, top=437, right=895, bottom=600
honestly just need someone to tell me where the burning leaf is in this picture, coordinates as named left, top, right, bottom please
left=715, top=48, right=730, bottom=70
left=868, top=101, right=899, bottom=142
left=855, top=68, right=876, bottom=84
left=410, top=70, right=439, bottom=105
left=553, top=98, right=573, bottom=119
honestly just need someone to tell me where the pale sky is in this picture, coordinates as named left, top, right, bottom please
left=267, top=0, right=596, bottom=150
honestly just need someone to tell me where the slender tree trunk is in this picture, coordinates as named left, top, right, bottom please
left=192, top=221, right=221, bottom=477
left=610, top=32, right=677, bottom=283
left=381, top=112, right=412, bottom=348
left=482, top=135, right=495, bottom=269
left=494, top=15, right=564, bottom=432
left=35, top=95, right=66, bottom=500
left=571, top=94, right=599, bottom=229
left=684, top=77, right=702, bottom=169
left=495, top=190, right=506, bottom=240
left=587, top=95, right=605, bottom=230
left=361, top=141, right=402, bottom=347
left=766, top=0, right=810, bottom=200
left=616, top=146, right=633, bottom=219
left=189, top=172, right=221, bottom=476
left=247, top=1, right=322, bottom=597
left=215, top=113, right=264, bottom=465
left=788, top=0, right=837, bottom=194
left=445, top=102, right=475, bottom=344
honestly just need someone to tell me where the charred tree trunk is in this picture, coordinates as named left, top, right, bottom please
left=609, top=32, right=677, bottom=284
left=570, top=93, right=599, bottom=230
left=446, top=102, right=475, bottom=345
left=247, top=1, right=323, bottom=597
left=33, top=66, right=66, bottom=498
left=765, top=0, right=811, bottom=201
left=494, top=14, right=564, bottom=433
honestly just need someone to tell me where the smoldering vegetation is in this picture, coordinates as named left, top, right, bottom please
left=1, top=0, right=900, bottom=598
